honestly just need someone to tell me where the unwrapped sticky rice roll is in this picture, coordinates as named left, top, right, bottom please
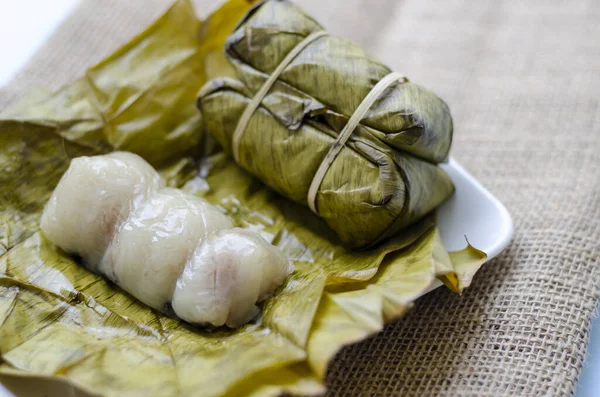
left=41, top=152, right=293, bottom=327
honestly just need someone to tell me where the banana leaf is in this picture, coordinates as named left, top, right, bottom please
left=0, top=1, right=486, bottom=396
left=197, top=0, right=455, bottom=249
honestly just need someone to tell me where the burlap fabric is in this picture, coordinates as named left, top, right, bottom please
left=1, top=1, right=599, bottom=396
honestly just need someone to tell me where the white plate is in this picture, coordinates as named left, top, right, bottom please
left=0, top=158, right=514, bottom=397
left=438, top=158, right=513, bottom=258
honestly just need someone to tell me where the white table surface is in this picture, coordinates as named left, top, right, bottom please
left=0, top=1, right=598, bottom=396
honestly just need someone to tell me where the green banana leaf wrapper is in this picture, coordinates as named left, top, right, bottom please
left=197, top=0, right=454, bottom=249
left=0, top=1, right=486, bottom=396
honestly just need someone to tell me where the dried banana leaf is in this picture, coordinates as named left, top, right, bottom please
left=198, top=0, right=454, bottom=249
left=0, top=1, right=486, bottom=396
left=1, top=0, right=207, bottom=166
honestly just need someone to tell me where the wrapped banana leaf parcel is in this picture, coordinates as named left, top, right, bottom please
left=0, top=0, right=489, bottom=396
left=198, top=0, right=455, bottom=249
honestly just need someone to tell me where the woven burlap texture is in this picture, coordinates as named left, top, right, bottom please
left=1, top=1, right=599, bottom=396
